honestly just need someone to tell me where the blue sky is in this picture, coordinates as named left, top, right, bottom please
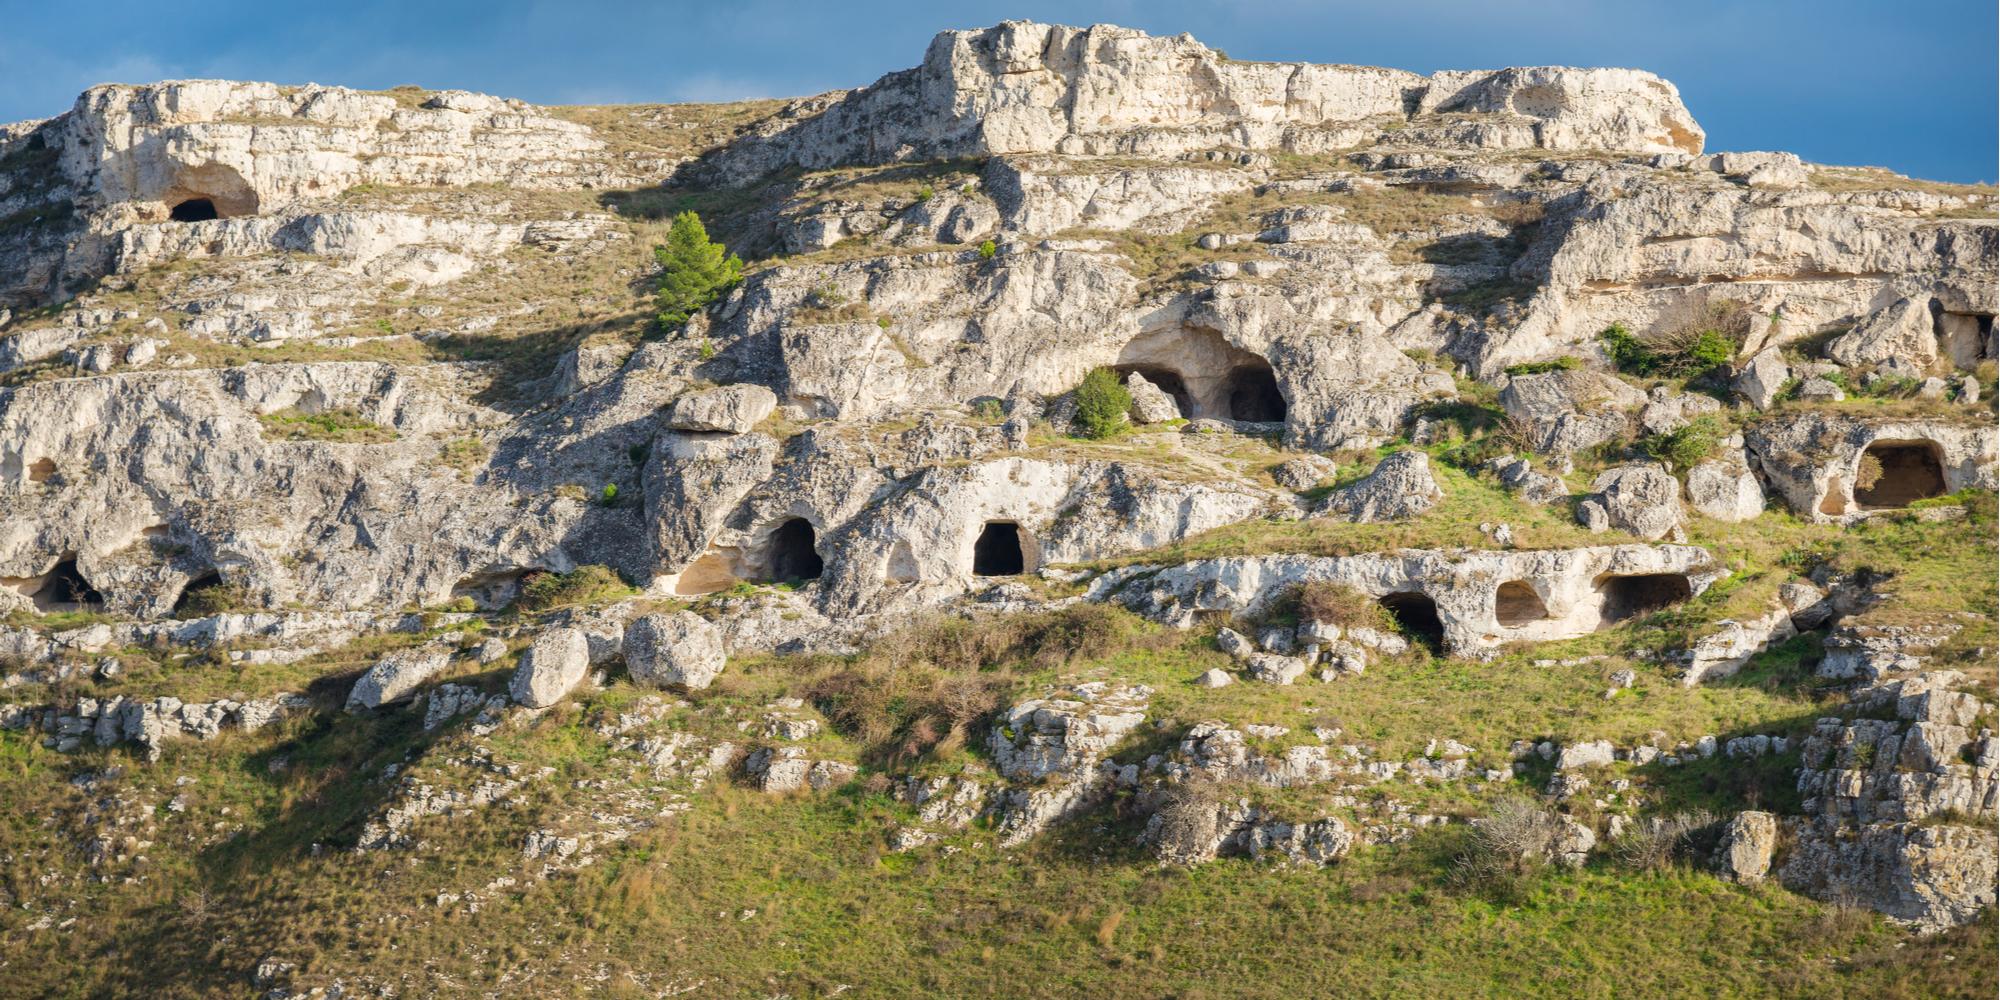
left=2, top=0, right=1993, bottom=182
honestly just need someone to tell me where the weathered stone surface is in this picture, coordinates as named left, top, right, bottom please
left=1715, top=811, right=1778, bottom=883
left=1685, top=457, right=1764, bottom=522
left=1314, top=451, right=1441, bottom=522
left=347, top=644, right=454, bottom=712
left=1500, top=369, right=1644, bottom=457
left=508, top=627, right=590, bottom=708
left=664, top=384, right=778, bottom=434
left=1577, top=464, right=1684, bottom=541
left=624, top=612, right=726, bottom=691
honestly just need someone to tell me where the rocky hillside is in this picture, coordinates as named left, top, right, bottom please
left=0, top=20, right=1993, bottom=998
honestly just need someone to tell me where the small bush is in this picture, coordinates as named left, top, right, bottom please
left=1611, top=811, right=1719, bottom=872
left=978, top=239, right=998, bottom=261
left=177, top=580, right=251, bottom=617
left=1600, top=323, right=1738, bottom=378
left=1451, top=796, right=1563, bottom=900
left=518, top=565, right=633, bottom=612
left=653, top=211, right=743, bottom=330
left=259, top=408, right=396, bottom=444
left=601, top=483, right=619, bottom=505
left=969, top=398, right=1006, bottom=423
left=1504, top=356, right=1582, bottom=377
left=1071, top=367, right=1131, bottom=439
left=1642, top=414, right=1725, bottom=471
left=915, top=185, right=934, bottom=202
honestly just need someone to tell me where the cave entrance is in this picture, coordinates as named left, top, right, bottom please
left=972, top=521, right=1025, bottom=577
left=1378, top=591, right=1443, bottom=648
left=172, top=572, right=227, bottom=617
left=1113, top=365, right=1193, bottom=419
left=1594, top=573, right=1692, bottom=626
left=1494, top=580, right=1550, bottom=627
left=1115, top=325, right=1283, bottom=422
left=1223, top=362, right=1286, bottom=422
left=768, top=518, right=824, bottom=583
left=1854, top=440, right=1947, bottom=509
left=169, top=198, right=220, bottom=222
left=31, top=558, right=104, bottom=613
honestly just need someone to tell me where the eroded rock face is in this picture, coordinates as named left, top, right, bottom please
left=1746, top=413, right=1996, bottom=520
left=1105, top=544, right=1721, bottom=654
left=1780, top=672, right=1999, bottom=931
left=1577, top=464, right=1684, bottom=541
left=692, top=21, right=1703, bottom=186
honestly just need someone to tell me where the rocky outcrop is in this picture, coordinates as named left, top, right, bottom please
left=1577, top=464, right=1684, bottom=541
left=1780, top=672, right=1998, bottom=931
left=1313, top=450, right=1440, bottom=522
left=690, top=22, right=1703, bottom=185
left=986, top=682, right=1149, bottom=845
left=1105, top=544, right=1721, bottom=654
left=346, top=643, right=455, bottom=712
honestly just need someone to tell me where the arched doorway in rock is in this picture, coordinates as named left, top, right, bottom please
left=169, top=198, right=220, bottom=222
left=1112, top=365, right=1194, bottom=418
left=1594, top=573, right=1692, bottom=626
left=1493, top=580, right=1551, bottom=627
left=172, top=571, right=229, bottom=617
left=1378, top=591, right=1443, bottom=648
left=30, top=558, right=104, bottom=613
left=1223, top=361, right=1286, bottom=422
left=768, top=518, right=824, bottom=582
left=1854, top=440, right=1947, bottom=508
left=972, top=521, right=1026, bottom=577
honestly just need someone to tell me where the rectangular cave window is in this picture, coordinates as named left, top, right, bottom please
left=972, top=521, right=1025, bottom=576
left=1594, top=573, right=1692, bottom=625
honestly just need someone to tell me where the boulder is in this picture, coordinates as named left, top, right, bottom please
left=624, top=612, right=727, bottom=691
left=1485, top=455, right=1569, bottom=505
left=1124, top=372, right=1182, bottom=423
left=346, top=644, right=454, bottom=712
left=1827, top=297, right=1938, bottom=369
left=1499, top=369, right=1644, bottom=456
left=1684, top=458, right=1764, bottom=522
left=1577, top=464, right=1683, bottom=540
left=1315, top=451, right=1441, bottom=522
left=1272, top=454, right=1337, bottom=492
left=508, top=627, right=591, bottom=708
left=664, top=384, right=778, bottom=434
left=1244, top=653, right=1307, bottom=685
left=1715, top=811, right=1778, bottom=883
left=1732, top=348, right=1791, bottom=411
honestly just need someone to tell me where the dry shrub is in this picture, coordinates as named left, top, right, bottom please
left=1854, top=451, right=1885, bottom=491
left=1451, top=796, right=1561, bottom=900
left=1296, top=581, right=1396, bottom=631
left=1611, top=810, right=1719, bottom=872
left=806, top=604, right=1147, bottom=767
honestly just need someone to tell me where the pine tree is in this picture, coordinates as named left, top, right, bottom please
left=653, top=211, right=743, bottom=330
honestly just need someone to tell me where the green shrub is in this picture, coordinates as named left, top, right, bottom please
left=1643, top=414, right=1724, bottom=471
left=977, top=239, right=997, bottom=261
left=177, top=579, right=252, bottom=617
left=915, top=185, right=934, bottom=202
left=518, top=565, right=633, bottom=612
left=601, top=483, right=619, bottom=505
left=1599, top=323, right=1656, bottom=374
left=1686, top=329, right=1735, bottom=371
left=1503, top=356, right=1582, bottom=377
left=1071, top=367, right=1131, bottom=439
left=653, top=211, right=743, bottom=330
left=1602, top=323, right=1738, bottom=378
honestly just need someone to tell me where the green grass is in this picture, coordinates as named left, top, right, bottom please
left=257, top=408, right=397, bottom=443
